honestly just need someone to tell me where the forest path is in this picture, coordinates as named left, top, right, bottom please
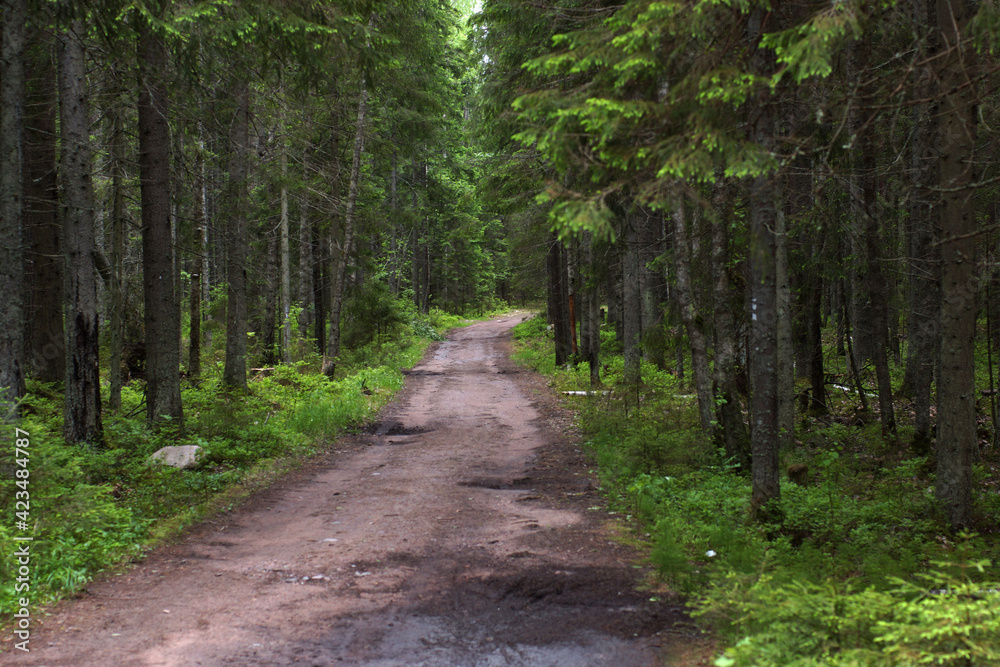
left=7, top=315, right=683, bottom=666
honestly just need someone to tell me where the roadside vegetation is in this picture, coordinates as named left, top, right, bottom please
left=0, top=303, right=475, bottom=614
left=511, top=314, right=1000, bottom=666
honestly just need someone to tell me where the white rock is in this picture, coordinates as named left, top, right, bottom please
left=149, top=445, right=204, bottom=470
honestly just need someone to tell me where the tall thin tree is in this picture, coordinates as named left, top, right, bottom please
left=934, top=0, right=978, bottom=529
left=58, top=15, right=102, bottom=444
left=323, top=78, right=367, bottom=379
left=138, top=0, right=183, bottom=424
left=0, top=0, right=27, bottom=420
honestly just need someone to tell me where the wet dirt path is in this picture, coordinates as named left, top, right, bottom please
left=5, top=315, right=683, bottom=666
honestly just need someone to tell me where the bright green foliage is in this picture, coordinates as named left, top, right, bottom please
left=0, top=409, right=148, bottom=611
left=700, top=562, right=1000, bottom=667
left=498, top=0, right=891, bottom=238
left=759, top=3, right=862, bottom=85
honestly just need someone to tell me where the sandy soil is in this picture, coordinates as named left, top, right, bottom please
left=3, top=314, right=687, bottom=666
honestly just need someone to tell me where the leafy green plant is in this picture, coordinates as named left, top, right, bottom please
left=700, top=559, right=1000, bottom=667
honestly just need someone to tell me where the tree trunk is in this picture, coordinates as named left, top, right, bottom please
left=389, top=143, right=400, bottom=294
left=559, top=237, right=573, bottom=358
left=278, top=82, right=291, bottom=363
left=323, top=79, right=367, bottom=379
left=298, top=191, right=314, bottom=339
left=584, top=234, right=601, bottom=386
left=138, top=3, right=183, bottom=424
left=711, top=179, right=750, bottom=469
left=747, top=7, right=781, bottom=520
left=907, top=0, right=940, bottom=455
left=804, top=233, right=827, bottom=414
left=58, top=17, right=102, bottom=445
left=411, top=170, right=421, bottom=310
left=546, top=234, right=570, bottom=367
left=672, top=198, right=713, bottom=434
left=222, top=78, right=249, bottom=390
left=622, top=207, right=642, bottom=386
left=775, top=189, right=794, bottom=449
left=261, top=226, right=279, bottom=365
left=934, top=0, right=977, bottom=530
left=314, top=223, right=326, bottom=354
left=23, top=25, right=63, bottom=384
left=188, top=133, right=206, bottom=382
left=0, top=0, right=27, bottom=417
left=640, top=209, right=666, bottom=369
left=108, top=79, right=126, bottom=406
left=566, top=241, right=578, bottom=357
left=851, top=36, right=896, bottom=440
left=749, top=173, right=780, bottom=519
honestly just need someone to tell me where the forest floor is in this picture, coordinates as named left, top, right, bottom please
left=4, top=314, right=696, bottom=666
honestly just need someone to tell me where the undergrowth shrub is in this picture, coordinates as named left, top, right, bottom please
left=506, top=312, right=1000, bottom=666
left=0, top=414, right=148, bottom=611
left=698, top=559, right=1000, bottom=667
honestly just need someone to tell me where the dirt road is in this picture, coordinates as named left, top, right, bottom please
left=5, top=315, right=682, bottom=666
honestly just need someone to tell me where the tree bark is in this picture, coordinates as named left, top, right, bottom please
left=749, top=172, right=781, bottom=519
left=108, top=79, right=127, bottom=406
left=323, top=79, right=367, bottom=379
left=261, top=225, right=279, bottom=365
left=672, top=198, right=713, bottom=434
left=188, top=132, right=207, bottom=382
left=711, top=179, right=750, bottom=469
left=138, top=3, right=183, bottom=424
left=775, top=190, right=794, bottom=448
left=58, top=17, right=102, bottom=445
left=934, top=0, right=977, bottom=529
left=389, top=143, right=400, bottom=294
left=0, top=0, right=27, bottom=418
left=559, top=237, right=573, bottom=359
left=298, top=191, right=314, bottom=339
left=851, top=36, right=896, bottom=439
left=23, top=25, right=63, bottom=383
left=280, top=120, right=291, bottom=364
left=640, top=209, right=666, bottom=369
left=622, top=207, right=642, bottom=386
left=297, top=144, right=314, bottom=340
left=747, top=7, right=781, bottom=520
left=804, top=231, right=827, bottom=414
left=546, top=233, right=570, bottom=367
left=583, top=234, right=601, bottom=386
left=906, top=0, right=941, bottom=455
left=222, top=78, right=249, bottom=390
left=313, top=222, right=326, bottom=354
